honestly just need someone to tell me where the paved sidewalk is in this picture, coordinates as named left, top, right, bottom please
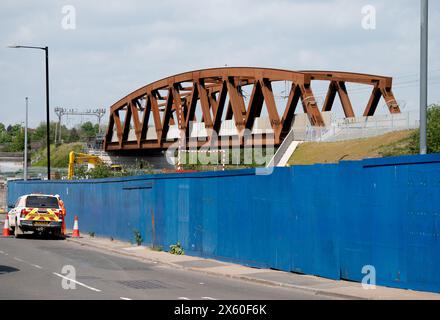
left=65, top=233, right=440, bottom=300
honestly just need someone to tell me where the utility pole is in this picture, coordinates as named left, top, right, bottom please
left=24, top=97, right=29, bottom=181
left=420, top=0, right=428, bottom=154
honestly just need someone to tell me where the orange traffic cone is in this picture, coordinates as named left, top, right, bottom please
left=2, top=215, right=11, bottom=236
left=72, top=215, right=80, bottom=237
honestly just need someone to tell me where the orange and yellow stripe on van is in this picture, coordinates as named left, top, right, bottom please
left=24, top=208, right=60, bottom=222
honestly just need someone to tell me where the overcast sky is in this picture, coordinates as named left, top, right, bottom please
left=0, top=0, right=439, bottom=128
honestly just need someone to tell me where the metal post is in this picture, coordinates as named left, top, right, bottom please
left=24, top=97, right=28, bottom=181
left=420, top=0, right=428, bottom=155
left=54, top=121, right=58, bottom=145
left=45, top=46, right=51, bottom=179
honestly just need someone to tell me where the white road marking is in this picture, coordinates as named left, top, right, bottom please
left=178, top=297, right=190, bottom=300
left=52, top=272, right=102, bottom=292
left=9, top=256, right=102, bottom=294
left=0, top=250, right=4, bottom=254
left=201, top=296, right=216, bottom=300
left=120, top=297, right=132, bottom=300
left=12, top=257, right=43, bottom=270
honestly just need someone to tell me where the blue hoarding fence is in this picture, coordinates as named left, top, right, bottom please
left=7, top=154, right=440, bottom=293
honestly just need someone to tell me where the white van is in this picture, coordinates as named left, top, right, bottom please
left=8, top=194, right=63, bottom=238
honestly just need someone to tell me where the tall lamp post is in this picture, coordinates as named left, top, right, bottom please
left=8, top=45, right=51, bottom=180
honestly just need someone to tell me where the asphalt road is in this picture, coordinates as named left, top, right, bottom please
left=0, top=234, right=335, bottom=300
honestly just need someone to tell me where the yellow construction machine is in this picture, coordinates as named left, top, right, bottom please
left=67, top=152, right=124, bottom=179
left=67, top=152, right=103, bottom=180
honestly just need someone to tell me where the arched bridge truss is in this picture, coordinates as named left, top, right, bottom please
left=104, top=67, right=400, bottom=151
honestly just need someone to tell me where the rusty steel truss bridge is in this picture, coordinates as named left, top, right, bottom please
left=104, top=67, right=400, bottom=152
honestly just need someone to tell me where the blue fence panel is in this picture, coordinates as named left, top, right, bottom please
left=404, top=160, right=440, bottom=292
left=289, top=164, right=340, bottom=280
left=200, top=177, right=220, bottom=257
left=338, top=160, right=371, bottom=282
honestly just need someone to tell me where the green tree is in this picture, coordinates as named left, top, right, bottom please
left=88, top=163, right=116, bottom=179
left=57, top=124, right=71, bottom=143
left=30, top=122, right=46, bottom=142
left=30, top=122, right=51, bottom=144
left=9, top=129, right=25, bottom=152
left=80, top=121, right=99, bottom=139
left=0, top=123, right=7, bottom=145
left=0, top=124, right=24, bottom=151
left=0, top=130, right=11, bottom=144
left=410, top=104, right=440, bottom=154
left=72, top=164, right=88, bottom=179
left=68, top=127, right=80, bottom=142
left=7, top=124, right=21, bottom=135
left=30, top=122, right=61, bottom=145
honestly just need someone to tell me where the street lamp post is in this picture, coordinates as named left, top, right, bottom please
left=8, top=45, right=51, bottom=179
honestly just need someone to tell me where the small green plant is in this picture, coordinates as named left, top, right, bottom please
left=133, top=229, right=143, bottom=246
left=88, top=231, right=95, bottom=238
left=169, top=242, right=184, bottom=255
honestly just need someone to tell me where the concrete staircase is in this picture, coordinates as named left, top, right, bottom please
left=267, top=128, right=303, bottom=168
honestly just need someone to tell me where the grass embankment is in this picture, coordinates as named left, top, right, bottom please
left=31, top=142, right=84, bottom=167
left=288, top=130, right=417, bottom=166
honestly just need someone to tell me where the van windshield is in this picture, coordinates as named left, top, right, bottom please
left=26, top=196, right=59, bottom=208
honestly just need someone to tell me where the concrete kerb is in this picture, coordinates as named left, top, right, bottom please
left=65, top=235, right=366, bottom=300
left=184, top=269, right=366, bottom=300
